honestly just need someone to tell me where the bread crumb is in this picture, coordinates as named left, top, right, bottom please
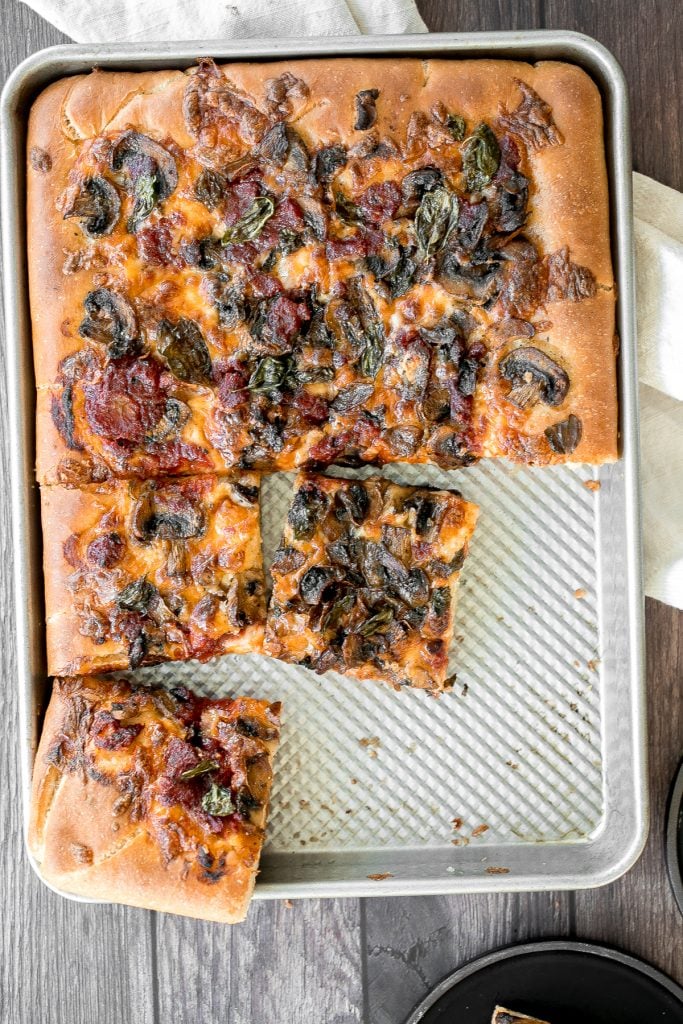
left=584, top=479, right=601, bottom=491
left=359, top=736, right=380, bottom=758
left=574, top=588, right=587, bottom=599
left=451, top=837, right=470, bottom=847
left=367, top=872, right=393, bottom=881
left=451, top=816, right=463, bottom=830
left=485, top=866, right=510, bottom=875
left=471, top=823, right=490, bottom=838
left=587, top=658, right=600, bottom=673
left=506, top=760, right=519, bottom=770
left=283, top=899, right=293, bottom=909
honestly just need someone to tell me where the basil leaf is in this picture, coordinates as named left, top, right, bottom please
left=334, top=190, right=364, bottom=225
left=415, top=186, right=459, bottom=260
left=222, top=196, right=275, bottom=244
left=202, top=782, right=235, bottom=817
left=247, top=355, right=288, bottom=393
left=129, top=173, right=158, bottom=232
left=180, top=759, right=219, bottom=781
left=447, top=114, right=466, bottom=141
left=462, top=122, right=501, bottom=191
left=359, top=606, right=394, bottom=637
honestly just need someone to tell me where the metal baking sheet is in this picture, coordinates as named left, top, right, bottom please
left=0, top=31, right=646, bottom=903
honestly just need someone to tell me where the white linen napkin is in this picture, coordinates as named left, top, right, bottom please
left=18, top=0, right=683, bottom=608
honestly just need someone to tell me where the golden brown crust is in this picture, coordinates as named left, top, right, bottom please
left=29, top=57, right=617, bottom=484
left=41, top=474, right=265, bottom=676
left=264, top=471, right=479, bottom=690
left=29, top=676, right=280, bottom=923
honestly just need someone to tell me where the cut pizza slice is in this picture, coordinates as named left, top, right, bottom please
left=41, top=472, right=265, bottom=676
left=264, top=471, right=479, bottom=690
left=492, top=1008, right=552, bottom=1024
left=29, top=676, right=281, bottom=923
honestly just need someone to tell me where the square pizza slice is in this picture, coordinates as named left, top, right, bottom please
left=41, top=473, right=265, bottom=676
left=264, top=472, right=479, bottom=690
left=29, top=676, right=280, bottom=923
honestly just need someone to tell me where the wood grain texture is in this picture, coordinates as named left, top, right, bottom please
left=0, top=0, right=682, bottom=1021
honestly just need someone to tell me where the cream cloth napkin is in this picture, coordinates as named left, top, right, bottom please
left=18, top=0, right=683, bottom=608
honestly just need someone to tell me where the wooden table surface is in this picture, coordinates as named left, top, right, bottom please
left=1, top=1, right=682, bottom=1021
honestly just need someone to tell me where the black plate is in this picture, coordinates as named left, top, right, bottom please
left=667, top=758, right=683, bottom=918
left=406, top=941, right=683, bottom=1024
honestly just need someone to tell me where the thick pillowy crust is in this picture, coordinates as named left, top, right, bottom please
left=264, top=472, right=479, bottom=690
left=41, top=473, right=265, bottom=676
left=29, top=676, right=280, bottom=923
left=28, top=57, right=616, bottom=485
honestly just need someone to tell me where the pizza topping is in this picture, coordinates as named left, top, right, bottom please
left=79, top=288, right=140, bottom=360
left=256, top=122, right=310, bottom=172
left=498, top=79, right=564, bottom=151
left=462, top=123, right=501, bottom=191
left=85, top=357, right=167, bottom=442
left=354, top=88, right=379, bottom=131
left=62, top=175, right=121, bottom=237
left=145, top=397, right=190, bottom=443
left=271, top=545, right=306, bottom=575
left=131, top=482, right=206, bottom=542
left=91, top=710, right=143, bottom=750
left=435, top=248, right=502, bottom=304
left=357, top=181, right=401, bottom=225
left=264, top=71, right=309, bottom=117
left=499, top=346, right=569, bottom=408
left=111, top=131, right=178, bottom=232
left=194, top=167, right=228, bottom=210
left=180, top=758, right=219, bottom=780
left=157, top=318, right=213, bottom=385
left=202, top=782, right=235, bottom=816
left=545, top=413, right=582, bottom=454
left=414, top=186, right=460, bottom=259
left=51, top=385, right=82, bottom=451
left=313, top=145, right=347, bottom=183
left=400, top=166, right=443, bottom=208
left=86, top=531, right=125, bottom=568
left=136, top=221, right=177, bottom=267
left=222, top=196, right=275, bottom=244
left=545, top=247, right=597, bottom=302
left=287, top=480, right=329, bottom=539
left=117, top=576, right=157, bottom=613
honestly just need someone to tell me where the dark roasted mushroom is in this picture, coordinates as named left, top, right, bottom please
left=400, top=166, right=443, bottom=208
left=145, top=398, right=189, bottom=443
left=334, top=482, right=370, bottom=524
left=256, top=123, right=309, bottom=171
left=194, top=168, right=227, bottom=210
left=545, top=413, right=582, bottom=454
left=62, top=176, right=120, bottom=237
left=287, top=482, right=329, bottom=540
left=299, top=566, right=340, bottom=605
left=131, top=483, right=205, bottom=542
left=111, top=131, right=178, bottom=232
left=157, top=318, right=213, bottom=385
left=499, top=346, right=569, bottom=408
left=313, top=145, right=347, bottom=182
left=435, top=250, right=503, bottom=304
left=354, top=89, right=379, bottom=131
left=79, top=288, right=140, bottom=359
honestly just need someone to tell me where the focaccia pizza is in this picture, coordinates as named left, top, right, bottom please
left=29, top=676, right=280, bottom=923
left=41, top=473, right=265, bottom=676
left=264, top=472, right=479, bottom=690
left=28, top=56, right=616, bottom=485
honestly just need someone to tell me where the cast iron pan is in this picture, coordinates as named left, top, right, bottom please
left=405, top=940, right=683, bottom=1023
left=667, top=758, right=683, bottom=919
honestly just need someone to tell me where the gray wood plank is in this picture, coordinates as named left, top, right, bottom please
left=154, top=897, right=364, bottom=1024
left=365, top=892, right=570, bottom=1024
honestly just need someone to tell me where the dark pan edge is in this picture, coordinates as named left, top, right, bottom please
left=666, top=759, right=683, bottom=918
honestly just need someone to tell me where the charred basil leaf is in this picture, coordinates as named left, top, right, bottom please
left=359, top=606, right=394, bottom=637
left=545, top=413, right=582, bottom=455
left=334, top=190, right=364, bottom=225
left=157, top=318, right=212, bottom=385
left=222, top=197, right=274, bottom=244
left=213, top=282, right=246, bottom=330
left=247, top=355, right=331, bottom=395
left=462, top=123, right=501, bottom=192
left=118, top=577, right=156, bottom=613
left=79, top=289, right=140, bottom=360
left=354, top=88, right=379, bottom=131
left=348, top=278, right=385, bottom=379
left=194, top=168, right=227, bottom=209
left=331, top=383, right=374, bottom=414
left=321, top=592, right=355, bottom=632
left=446, top=114, right=466, bottom=141
left=63, top=176, right=120, bottom=237
left=202, top=782, right=235, bottom=817
left=288, top=483, right=328, bottom=540
left=415, top=186, right=459, bottom=260
left=180, top=759, right=218, bottom=780
left=367, top=243, right=419, bottom=299
left=313, top=145, right=347, bottom=182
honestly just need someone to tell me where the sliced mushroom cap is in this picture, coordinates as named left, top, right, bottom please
left=63, top=176, right=120, bottom=237
left=131, top=483, right=205, bottom=542
left=111, top=131, right=178, bottom=231
left=78, top=288, right=140, bottom=359
left=354, top=89, right=379, bottom=131
left=545, top=413, right=582, bottom=454
left=499, top=346, right=569, bottom=408
left=256, top=123, right=310, bottom=171
left=400, top=166, right=443, bottom=211
left=435, top=250, right=503, bottom=304
left=312, top=145, right=347, bottom=183
left=145, top=397, right=190, bottom=443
